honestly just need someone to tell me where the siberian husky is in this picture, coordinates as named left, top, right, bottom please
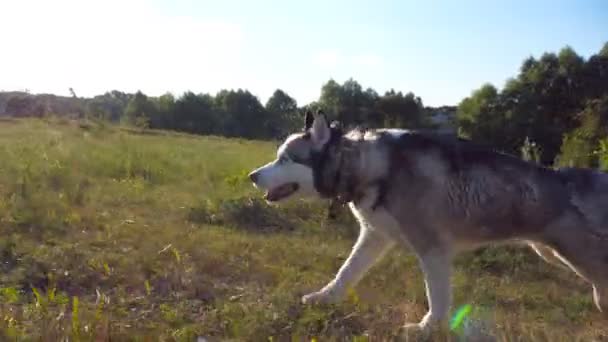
left=248, top=110, right=608, bottom=336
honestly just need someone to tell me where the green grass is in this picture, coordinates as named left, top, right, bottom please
left=0, top=118, right=605, bottom=341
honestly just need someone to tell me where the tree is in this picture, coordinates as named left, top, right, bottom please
left=215, top=89, right=270, bottom=139
left=5, top=95, right=43, bottom=117
left=265, top=89, right=299, bottom=137
left=457, top=43, right=608, bottom=165
left=339, top=78, right=368, bottom=125
left=375, top=90, right=425, bottom=128
left=457, top=83, right=500, bottom=140
left=556, top=96, right=608, bottom=167
left=318, top=79, right=343, bottom=120
left=582, top=43, right=608, bottom=100
left=154, top=93, right=176, bottom=129
left=171, top=92, right=217, bottom=134
left=86, top=90, right=131, bottom=122
left=124, top=91, right=158, bottom=128
left=319, top=78, right=384, bottom=127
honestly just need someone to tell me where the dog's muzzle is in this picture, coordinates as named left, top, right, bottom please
left=249, top=170, right=259, bottom=184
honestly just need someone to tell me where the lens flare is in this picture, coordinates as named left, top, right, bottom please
left=450, top=304, right=472, bottom=331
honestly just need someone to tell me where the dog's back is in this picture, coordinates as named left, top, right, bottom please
left=557, top=167, right=608, bottom=229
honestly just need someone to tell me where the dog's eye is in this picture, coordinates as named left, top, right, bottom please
left=278, top=156, right=289, bottom=164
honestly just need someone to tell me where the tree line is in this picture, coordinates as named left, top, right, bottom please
left=1, top=80, right=439, bottom=141
left=1, top=42, right=607, bottom=169
left=109, top=80, right=438, bottom=139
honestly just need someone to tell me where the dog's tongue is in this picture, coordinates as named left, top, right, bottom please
left=265, top=183, right=298, bottom=201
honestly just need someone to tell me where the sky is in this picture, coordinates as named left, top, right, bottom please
left=1, top=0, right=606, bottom=106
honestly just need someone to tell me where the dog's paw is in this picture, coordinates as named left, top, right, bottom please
left=400, top=322, right=427, bottom=332
left=398, top=322, right=429, bottom=340
left=301, top=289, right=340, bottom=305
left=397, top=321, right=440, bottom=341
left=593, top=285, right=608, bottom=317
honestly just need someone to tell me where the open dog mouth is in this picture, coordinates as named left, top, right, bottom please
left=264, top=183, right=299, bottom=202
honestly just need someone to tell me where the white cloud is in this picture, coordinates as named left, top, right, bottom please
left=0, top=0, right=244, bottom=97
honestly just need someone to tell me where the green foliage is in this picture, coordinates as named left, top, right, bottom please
left=215, top=89, right=273, bottom=139
left=171, top=91, right=218, bottom=134
left=598, top=139, right=608, bottom=171
left=457, top=83, right=500, bottom=141
left=556, top=96, right=608, bottom=168
left=124, top=91, right=157, bottom=129
left=86, top=90, right=131, bottom=121
left=265, top=89, right=300, bottom=135
left=375, top=90, right=427, bottom=128
left=72, top=296, right=80, bottom=340
left=0, top=287, right=20, bottom=303
left=318, top=79, right=428, bottom=129
left=458, top=43, right=608, bottom=165
left=2, top=92, right=85, bottom=118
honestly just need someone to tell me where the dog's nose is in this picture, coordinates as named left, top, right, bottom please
left=249, top=171, right=259, bottom=183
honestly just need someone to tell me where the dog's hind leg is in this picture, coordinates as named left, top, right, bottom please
left=302, top=225, right=395, bottom=305
left=528, top=242, right=569, bottom=270
left=593, top=285, right=608, bottom=314
left=543, top=213, right=608, bottom=315
left=550, top=252, right=608, bottom=316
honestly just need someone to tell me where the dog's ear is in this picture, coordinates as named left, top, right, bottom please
left=311, top=111, right=331, bottom=148
left=304, top=110, right=314, bottom=131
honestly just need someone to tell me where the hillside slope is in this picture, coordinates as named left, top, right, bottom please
left=0, top=118, right=605, bottom=340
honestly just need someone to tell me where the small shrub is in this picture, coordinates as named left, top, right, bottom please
left=598, top=138, right=608, bottom=171
left=189, top=197, right=296, bottom=233
left=187, top=199, right=219, bottom=225
left=520, top=136, right=542, bottom=164
left=220, top=197, right=294, bottom=231
left=555, top=96, right=608, bottom=168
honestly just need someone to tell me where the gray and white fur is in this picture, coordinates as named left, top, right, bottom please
left=249, top=110, right=608, bottom=336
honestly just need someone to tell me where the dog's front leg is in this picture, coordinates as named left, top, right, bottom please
left=302, top=226, right=394, bottom=304
left=401, top=249, right=452, bottom=337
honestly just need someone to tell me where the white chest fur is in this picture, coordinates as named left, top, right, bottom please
left=348, top=189, right=409, bottom=246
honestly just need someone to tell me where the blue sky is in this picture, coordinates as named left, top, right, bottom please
left=1, top=0, right=606, bottom=106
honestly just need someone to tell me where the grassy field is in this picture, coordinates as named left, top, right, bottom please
left=0, top=118, right=606, bottom=341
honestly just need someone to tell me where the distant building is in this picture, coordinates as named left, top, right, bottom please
left=427, top=106, right=457, bottom=134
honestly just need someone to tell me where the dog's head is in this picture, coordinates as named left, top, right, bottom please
left=248, top=110, right=333, bottom=202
